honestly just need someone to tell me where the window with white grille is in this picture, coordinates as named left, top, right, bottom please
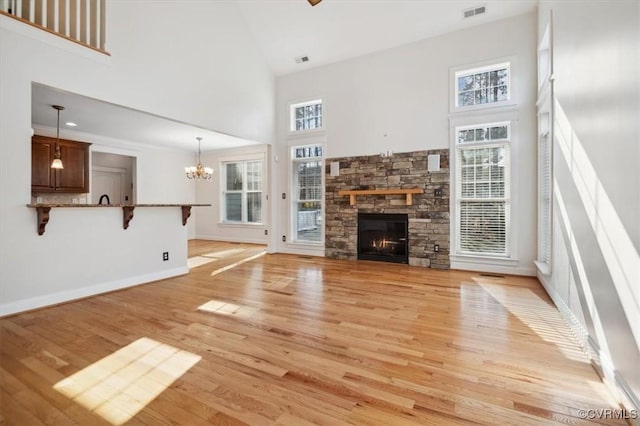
left=290, top=99, right=323, bottom=132
left=291, top=145, right=323, bottom=243
left=538, top=129, right=552, bottom=264
left=455, top=62, right=510, bottom=110
left=221, top=160, right=263, bottom=224
left=456, top=123, right=511, bottom=256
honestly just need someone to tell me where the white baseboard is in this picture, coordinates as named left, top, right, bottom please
left=451, top=260, right=536, bottom=276
left=0, top=267, right=189, bottom=317
left=539, top=275, right=640, bottom=416
left=193, top=235, right=268, bottom=245
left=280, top=244, right=325, bottom=257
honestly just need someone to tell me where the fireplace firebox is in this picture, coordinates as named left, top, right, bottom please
left=357, top=213, right=409, bottom=264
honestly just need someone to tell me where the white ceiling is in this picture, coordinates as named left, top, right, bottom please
left=31, top=84, right=261, bottom=152
left=236, top=0, right=538, bottom=76
left=32, top=1, right=538, bottom=150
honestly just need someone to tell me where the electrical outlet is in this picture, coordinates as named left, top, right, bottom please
left=162, top=252, right=169, bottom=261
left=264, top=229, right=268, bottom=236
left=282, top=193, right=286, bottom=199
left=434, top=188, right=443, bottom=197
left=36, top=196, right=43, bottom=203
left=434, top=244, right=440, bottom=252
left=282, top=235, right=286, bottom=242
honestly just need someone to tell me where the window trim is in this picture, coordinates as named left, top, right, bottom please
left=288, top=98, right=325, bottom=136
left=449, top=112, right=519, bottom=264
left=289, top=142, right=325, bottom=246
left=535, top=67, right=553, bottom=276
left=450, top=56, right=517, bottom=114
left=220, top=158, right=264, bottom=225
left=455, top=127, right=511, bottom=258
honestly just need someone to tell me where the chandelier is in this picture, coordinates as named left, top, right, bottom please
left=185, top=137, right=213, bottom=180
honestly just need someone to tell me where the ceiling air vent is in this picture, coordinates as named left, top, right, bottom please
left=463, top=5, right=486, bottom=18
left=295, top=56, right=310, bottom=64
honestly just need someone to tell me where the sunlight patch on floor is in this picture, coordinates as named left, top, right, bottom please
left=476, top=281, right=589, bottom=363
left=187, top=256, right=219, bottom=269
left=210, top=250, right=267, bottom=276
left=53, top=337, right=200, bottom=425
left=198, top=299, right=258, bottom=318
left=203, top=248, right=249, bottom=258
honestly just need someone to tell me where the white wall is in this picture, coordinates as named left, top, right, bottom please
left=0, top=1, right=275, bottom=314
left=195, top=145, right=270, bottom=244
left=274, top=12, right=538, bottom=272
left=537, top=0, right=640, bottom=410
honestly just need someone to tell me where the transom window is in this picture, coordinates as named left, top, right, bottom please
left=455, top=122, right=511, bottom=256
left=455, top=63, right=510, bottom=108
left=290, top=99, right=323, bottom=132
left=221, top=160, right=263, bottom=224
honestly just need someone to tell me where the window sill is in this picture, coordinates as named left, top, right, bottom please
left=218, top=221, right=264, bottom=228
left=449, top=103, right=519, bottom=118
left=288, top=127, right=325, bottom=139
left=451, top=253, right=518, bottom=267
left=534, top=260, right=552, bottom=276
left=289, top=240, right=323, bottom=247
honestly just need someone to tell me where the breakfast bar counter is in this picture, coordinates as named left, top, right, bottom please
left=26, top=203, right=211, bottom=235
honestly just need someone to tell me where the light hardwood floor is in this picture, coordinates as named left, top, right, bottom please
left=0, top=240, right=625, bottom=425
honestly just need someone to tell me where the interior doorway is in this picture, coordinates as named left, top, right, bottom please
left=91, top=152, right=135, bottom=204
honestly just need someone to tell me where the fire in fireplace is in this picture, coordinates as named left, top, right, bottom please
left=357, top=213, right=409, bottom=264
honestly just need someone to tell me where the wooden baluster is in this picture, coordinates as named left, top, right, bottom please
left=29, top=0, right=35, bottom=21
left=40, top=0, right=46, bottom=26
left=17, top=0, right=24, bottom=19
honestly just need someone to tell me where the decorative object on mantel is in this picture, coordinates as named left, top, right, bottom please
left=185, top=137, right=213, bottom=181
left=26, top=204, right=211, bottom=235
left=50, top=105, right=65, bottom=169
left=338, top=188, right=424, bottom=206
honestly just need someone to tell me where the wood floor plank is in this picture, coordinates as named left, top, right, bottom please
left=0, top=240, right=626, bottom=425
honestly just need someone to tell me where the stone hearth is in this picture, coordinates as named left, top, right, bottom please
left=325, top=149, right=450, bottom=269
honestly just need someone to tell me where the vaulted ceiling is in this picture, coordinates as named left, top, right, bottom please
left=236, top=0, right=537, bottom=75
left=32, top=0, right=538, bottom=150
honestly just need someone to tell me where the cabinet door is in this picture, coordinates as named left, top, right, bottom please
left=56, top=141, right=89, bottom=192
left=31, top=138, right=55, bottom=192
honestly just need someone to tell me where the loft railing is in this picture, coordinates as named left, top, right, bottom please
left=1, top=0, right=106, bottom=53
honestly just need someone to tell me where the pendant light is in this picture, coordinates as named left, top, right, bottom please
left=50, top=105, right=65, bottom=169
left=185, top=137, right=213, bottom=180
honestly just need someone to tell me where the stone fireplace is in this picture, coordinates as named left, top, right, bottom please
left=325, top=149, right=450, bottom=269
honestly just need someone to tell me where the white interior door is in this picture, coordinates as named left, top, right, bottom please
left=92, top=168, right=126, bottom=204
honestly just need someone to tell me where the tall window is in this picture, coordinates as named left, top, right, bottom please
left=538, top=126, right=552, bottom=264
left=455, top=62, right=510, bottom=109
left=221, top=160, right=263, bottom=224
left=291, top=145, right=323, bottom=243
left=455, top=123, right=511, bottom=256
left=290, top=99, right=323, bottom=132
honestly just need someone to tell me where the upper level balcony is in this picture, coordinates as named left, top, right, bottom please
left=1, top=0, right=107, bottom=53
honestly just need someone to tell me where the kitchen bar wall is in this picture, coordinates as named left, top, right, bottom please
left=0, top=1, right=275, bottom=315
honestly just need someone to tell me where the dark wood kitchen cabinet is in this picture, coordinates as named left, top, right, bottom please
left=31, top=135, right=91, bottom=193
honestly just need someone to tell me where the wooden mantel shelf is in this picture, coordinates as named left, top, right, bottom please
left=338, top=188, right=424, bottom=206
left=26, top=204, right=211, bottom=235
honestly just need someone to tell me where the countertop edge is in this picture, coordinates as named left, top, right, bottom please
left=27, top=204, right=212, bottom=208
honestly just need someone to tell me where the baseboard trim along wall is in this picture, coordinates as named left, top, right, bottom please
left=0, top=267, right=189, bottom=317
left=539, top=273, right=640, bottom=416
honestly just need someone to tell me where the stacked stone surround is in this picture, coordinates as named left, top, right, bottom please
left=325, top=149, right=450, bottom=269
